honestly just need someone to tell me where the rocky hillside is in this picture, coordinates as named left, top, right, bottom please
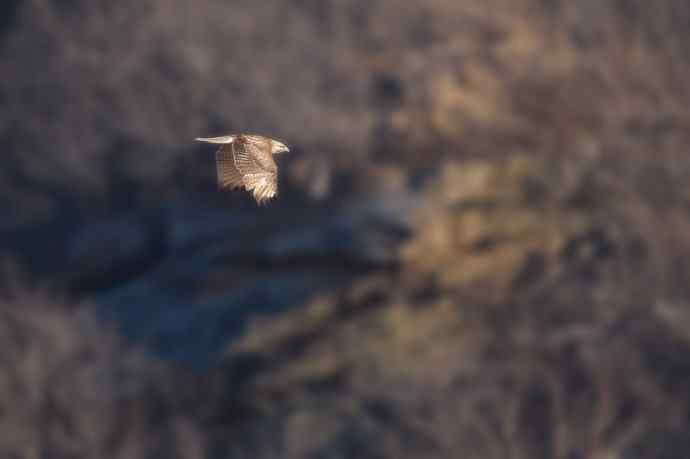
left=2, top=0, right=690, bottom=457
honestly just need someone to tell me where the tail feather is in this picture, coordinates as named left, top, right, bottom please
left=195, top=136, right=236, bottom=144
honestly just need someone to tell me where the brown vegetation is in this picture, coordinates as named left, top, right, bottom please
left=2, top=0, right=690, bottom=457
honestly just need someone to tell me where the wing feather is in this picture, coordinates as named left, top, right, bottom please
left=232, top=136, right=278, bottom=204
left=215, top=145, right=244, bottom=190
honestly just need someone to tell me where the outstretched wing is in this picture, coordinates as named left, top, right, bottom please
left=215, top=144, right=244, bottom=190
left=233, top=136, right=278, bottom=204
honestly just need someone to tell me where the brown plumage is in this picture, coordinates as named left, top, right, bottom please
left=195, top=134, right=289, bottom=204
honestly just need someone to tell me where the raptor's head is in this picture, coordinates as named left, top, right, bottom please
left=271, top=139, right=290, bottom=154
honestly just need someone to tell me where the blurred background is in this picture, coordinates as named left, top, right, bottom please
left=2, top=0, right=690, bottom=457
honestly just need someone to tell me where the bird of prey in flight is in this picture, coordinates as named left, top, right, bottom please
left=195, top=134, right=289, bottom=204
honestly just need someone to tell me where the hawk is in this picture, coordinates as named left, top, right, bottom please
left=195, top=134, right=289, bottom=204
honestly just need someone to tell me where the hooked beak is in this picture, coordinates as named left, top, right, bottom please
left=274, top=141, right=290, bottom=154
